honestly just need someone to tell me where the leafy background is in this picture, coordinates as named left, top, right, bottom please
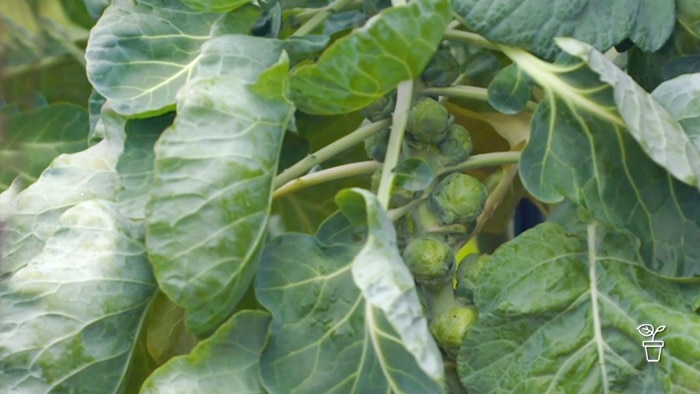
left=1, top=0, right=699, bottom=393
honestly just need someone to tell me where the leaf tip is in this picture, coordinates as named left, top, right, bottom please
left=554, top=37, right=590, bottom=59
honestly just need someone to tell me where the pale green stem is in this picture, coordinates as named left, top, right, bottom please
left=387, top=196, right=425, bottom=222
left=423, top=86, right=490, bottom=103
left=293, top=0, right=357, bottom=36
left=272, top=161, right=379, bottom=200
left=377, top=80, right=413, bottom=209
left=439, top=151, right=521, bottom=175
left=423, top=85, right=539, bottom=113
left=443, top=29, right=498, bottom=50
left=273, top=119, right=390, bottom=188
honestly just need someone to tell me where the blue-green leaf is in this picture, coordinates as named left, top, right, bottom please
left=140, top=310, right=270, bottom=394
left=85, top=0, right=259, bottom=116
left=145, top=35, right=294, bottom=336
left=256, top=189, right=444, bottom=393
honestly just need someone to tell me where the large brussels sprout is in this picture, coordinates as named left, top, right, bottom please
left=360, top=92, right=396, bottom=122
left=437, top=124, right=473, bottom=166
left=364, top=127, right=390, bottom=162
left=406, top=98, right=452, bottom=144
left=455, top=253, right=491, bottom=305
left=429, top=305, right=478, bottom=357
left=402, top=235, right=455, bottom=290
left=429, top=173, right=487, bottom=225
left=422, top=47, right=460, bottom=88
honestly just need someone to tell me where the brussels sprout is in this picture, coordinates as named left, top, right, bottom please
left=455, top=253, right=491, bottom=304
left=360, top=93, right=396, bottom=122
left=437, top=124, right=473, bottom=166
left=370, top=168, right=414, bottom=208
left=422, top=48, right=460, bottom=88
left=362, top=0, right=391, bottom=16
left=402, top=236, right=455, bottom=290
left=364, top=127, right=390, bottom=162
left=429, top=173, right=487, bottom=225
left=429, top=305, right=478, bottom=356
left=406, top=98, right=451, bottom=144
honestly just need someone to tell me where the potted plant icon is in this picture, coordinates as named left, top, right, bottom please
left=636, top=324, right=666, bottom=362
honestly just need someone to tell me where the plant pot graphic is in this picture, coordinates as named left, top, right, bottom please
left=642, top=340, right=664, bottom=362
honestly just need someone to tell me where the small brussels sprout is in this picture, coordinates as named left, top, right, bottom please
left=406, top=98, right=451, bottom=144
left=362, top=0, right=392, bottom=16
left=429, top=305, right=478, bottom=356
left=364, top=127, right=390, bottom=162
left=429, top=173, right=487, bottom=225
left=455, top=253, right=491, bottom=305
left=402, top=236, right=455, bottom=290
left=437, top=124, right=473, bottom=166
left=422, top=48, right=460, bottom=88
left=370, top=168, right=414, bottom=208
left=360, top=93, right=396, bottom=122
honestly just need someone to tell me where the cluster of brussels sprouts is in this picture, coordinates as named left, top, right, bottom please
left=360, top=81, right=492, bottom=357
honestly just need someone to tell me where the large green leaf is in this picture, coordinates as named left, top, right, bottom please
left=558, top=38, right=700, bottom=188
left=487, top=64, right=534, bottom=115
left=651, top=73, right=700, bottom=150
left=140, top=310, right=270, bottom=394
left=0, top=109, right=125, bottom=275
left=452, top=0, right=675, bottom=60
left=289, top=0, right=451, bottom=115
left=458, top=222, right=700, bottom=393
left=85, top=0, right=259, bottom=116
left=116, top=113, right=175, bottom=220
left=0, top=103, right=88, bottom=192
left=0, top=199, right=156, bottom=392
left=511, top=47, right=700, bottom=278
left=145, top=36, right=294, bottom=336
left=183, top=0, right=250, bottom=13
left=257, top=189, right=443, bottom=394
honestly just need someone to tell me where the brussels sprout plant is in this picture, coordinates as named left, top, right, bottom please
left=2, top=0, right=700, bottom=393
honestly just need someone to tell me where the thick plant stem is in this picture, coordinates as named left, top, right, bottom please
left=377, top=80, right=413, bottom=209
left=272, top=161, right=379, bottom=200
left=424, top=86, right=538, bottom=112
left=272, top=152, right=520, bottom=200
left=443, top=29, right=498, bottom=50
left=424, top=280, right=457, bottom=320
left=273, top=119, right=390, bottom=188
left=439, top=151, right=521, bottom=175
left=293, top=0, right=356, bottom=36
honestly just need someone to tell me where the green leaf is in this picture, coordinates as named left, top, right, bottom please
left=651, top=73, right=700, bottom=150
left=392, top=158, right=435, bottom=192
left=85, top=1, right=259, bottom=116
left=458, top=222, right=700, bottom=393
left=662, top=55, right=700, bottom=80
left=144, top=291, right=198, bottom=366
left=0, top=199, right=156, bottom=393
left=1, top=108, right=125, bottom=275
left=183, top=0, right=250, bottom=13
left=0, top=103, right=89, bottom=192
left=256, top=189, right=443, bottom=393
left=557, top=38, right=700, bottom=188
left=289, top=0, right=451, bottom=114
left=116, top=113, right=175, bottom=220
left=140, top=310, right=270, bottom=394
left=452, top=0, right=675, bottom=60
left=511, top=47, right=700, bottom=278
left=487, top=64, right=533, bottom=115
left=145, top=36, right=294, bottom=336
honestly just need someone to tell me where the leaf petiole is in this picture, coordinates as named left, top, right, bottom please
left=377, top=80, right=414, bottom=209
left=292, top=0, right=358, bottom=36
left=272, top=161, right=380, bottom=200
left=273, top=119, right=390, bottom=188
